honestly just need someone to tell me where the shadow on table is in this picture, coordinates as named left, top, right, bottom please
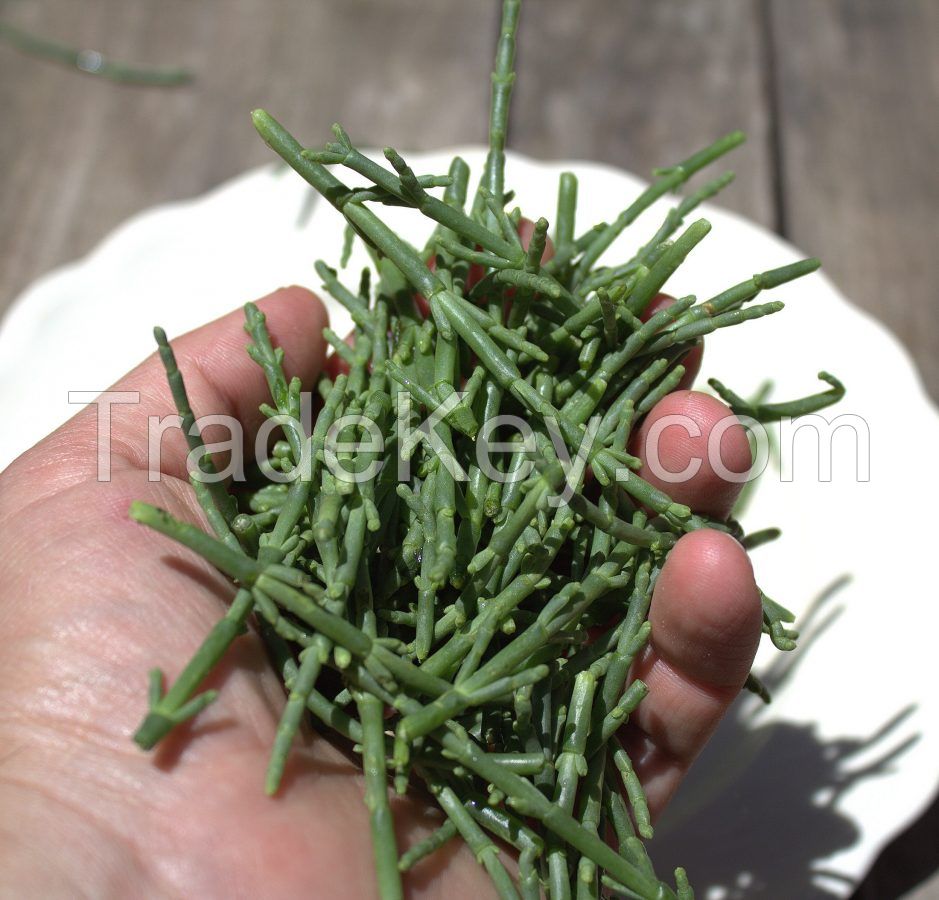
left=649, top=575, right=919, bottom=899
left=850, top=788, right=939, bottom=899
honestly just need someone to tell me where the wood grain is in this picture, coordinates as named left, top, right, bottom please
left=511, top=0, right=774, bottom=228
left=0, top=0, right=495, bottom=314
left=769, top=0, right=939, bottom=402
left=0, top=0, right=775, bottom=317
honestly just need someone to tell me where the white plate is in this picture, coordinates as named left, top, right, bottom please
left=1, top=149, right=936, bottom=897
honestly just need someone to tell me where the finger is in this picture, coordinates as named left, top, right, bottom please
left=641, top=293, right=702, bottom=388
left=630, top=389, right=751, bottom=520
left=622, top=528, right=762, bottom=815
left=7, top=287, right=327, bottom=502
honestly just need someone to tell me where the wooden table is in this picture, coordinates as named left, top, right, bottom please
left=1, top=1, right=936, bottom=896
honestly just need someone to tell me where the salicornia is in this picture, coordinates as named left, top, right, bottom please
left=129, top=1, right=843, bottom=897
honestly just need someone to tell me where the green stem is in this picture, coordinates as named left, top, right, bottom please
left=477, top=0, right=521, bottom=229
left=0, top=20, right=192, bottom=85
left=358, top=686, right=404, bottom=900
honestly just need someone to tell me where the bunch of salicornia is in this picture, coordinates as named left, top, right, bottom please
left=130, top=1, right=843, bottom=896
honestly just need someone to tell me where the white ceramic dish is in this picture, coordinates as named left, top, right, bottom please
left=1, top=148, right=936, bottom=897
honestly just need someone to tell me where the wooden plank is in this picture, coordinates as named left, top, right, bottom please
left=0, top=0, right=495, bottom=316
left=0, top=0, right=776, bottom=320
left=510, top=0, right=775, bottom=228
left=770, top=0, right=939, bottom=402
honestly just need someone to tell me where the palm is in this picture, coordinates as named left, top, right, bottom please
left=0, top=288, right=761, bottom=898
left=0, top=461, right=492, bottom=897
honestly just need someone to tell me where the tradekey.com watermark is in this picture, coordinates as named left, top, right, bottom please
left=69, top=390, right=871, bottom=492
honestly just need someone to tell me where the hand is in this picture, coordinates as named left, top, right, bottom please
left=0, top=286, right=761, bottom=898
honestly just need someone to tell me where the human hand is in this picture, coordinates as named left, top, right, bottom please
left=0, top=285, right=761, bottom=898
